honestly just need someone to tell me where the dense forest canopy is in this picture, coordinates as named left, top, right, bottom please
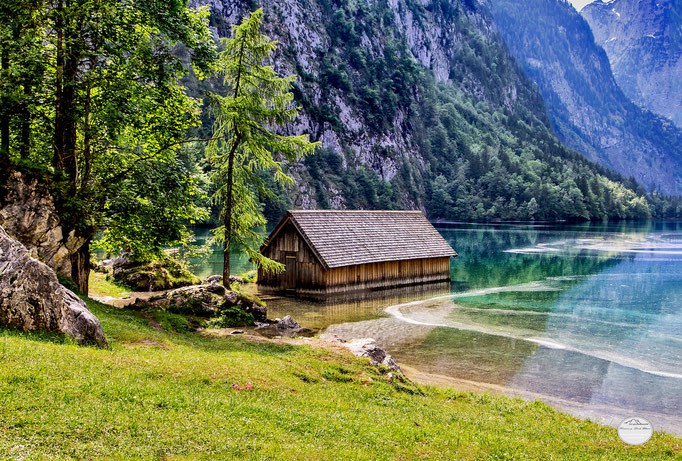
left=0, top=0, right=216, bottom=290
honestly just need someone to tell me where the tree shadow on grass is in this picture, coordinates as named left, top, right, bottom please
left=0, top=325, right=74, bottom=346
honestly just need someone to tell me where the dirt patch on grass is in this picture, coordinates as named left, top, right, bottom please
left=140, top=312, right=165, bottom=332
left=123, top=339, right=168, bottom=349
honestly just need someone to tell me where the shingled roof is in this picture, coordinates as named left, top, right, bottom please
left=264, top=210, right=457, bottom=269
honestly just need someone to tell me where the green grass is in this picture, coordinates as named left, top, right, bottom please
left=0, top=298, right=680, bottom=460
left=88, top=271, right=131, bottom=298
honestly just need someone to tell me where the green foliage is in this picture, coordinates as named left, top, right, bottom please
left=207, top=9, right=317, bottom=279
left=0, top=0, right=217, bottom=289
left=56, top=275, right=80, bottom=295
left=206, top=305, right=256, bottom=328
left=151, top=311, right=192, bottom=333
left=94, top=156, right=208, bottom=262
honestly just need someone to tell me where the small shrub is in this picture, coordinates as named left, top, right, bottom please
left=152, top=311, right=192, bottom=333
left=207, top=306, right=255, bottom=328
left=167, top=296, right=217, bottom=317
left=239, top=270, right=257, bottom=283
left=57, top=275, right=80, bottom=294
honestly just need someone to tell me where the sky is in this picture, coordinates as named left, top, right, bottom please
left=569, top=0, right=597, bottom=11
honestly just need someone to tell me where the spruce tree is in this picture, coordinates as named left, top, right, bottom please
left=207, top=9, right=317, bottom=284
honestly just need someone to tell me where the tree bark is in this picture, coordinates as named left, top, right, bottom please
left=81, top=81, right=91, bottom=189
left=70, top=239, right=90, bottom=295
left=53, top=0, right=64, bottom=171
left=222, top=137, right=238, bottom=285
left=221, top=38, right=246, bottom=286
left=0, top=45, right=10, bottom=167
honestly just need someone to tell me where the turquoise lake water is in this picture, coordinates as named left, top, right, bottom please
left=191, top=221, right=682, bottom=434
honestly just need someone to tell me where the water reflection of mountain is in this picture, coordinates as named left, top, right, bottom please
left=506, top=250, right=682, bottom=428
left=440, top=225, right=630, bottom=292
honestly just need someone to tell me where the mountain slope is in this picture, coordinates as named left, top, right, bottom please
left=582, top=0, right=682, bottom=126
left=189, top=0, right=655, bottom=221
left=489, top=0, right=682, bottom=194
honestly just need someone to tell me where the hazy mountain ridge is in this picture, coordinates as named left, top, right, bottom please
left=490, top=0, right=682, bottom=195
left=582, top=0, right=682, bottom=126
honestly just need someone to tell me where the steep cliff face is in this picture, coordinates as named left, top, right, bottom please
left=200, top=0, right=544, bottom=208
left=490, top=0, right=682, bottom=194
left=582, top=0, right=682, bottom=126
left=187, top=0, right=654, bottom=221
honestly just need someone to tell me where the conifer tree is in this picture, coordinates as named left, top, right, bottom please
left=207, top=9, right=317, bottom=284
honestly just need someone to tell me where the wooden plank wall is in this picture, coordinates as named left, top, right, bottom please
left=318, top=257, right=451, bottom=294
left=258, top=222, right=323, bottom=289
left=258, top=221, right=452, bottom=293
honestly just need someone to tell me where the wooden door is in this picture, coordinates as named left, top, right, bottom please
left=283, top=251, right=297, bottom=290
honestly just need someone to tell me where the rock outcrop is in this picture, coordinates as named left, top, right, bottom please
left=0, top=226, right=108, bottom=347
left=131, top=282, right=267, bottom=322
left=0, top=170, right=88, bottom=281
left=320, top=334, right=402, bottom=373
left=108, top=256, right=201, bottom=292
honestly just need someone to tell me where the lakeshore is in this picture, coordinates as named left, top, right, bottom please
left=1, top=293, right=680, bottom=459
left=84, top=220, right=682, bottom=440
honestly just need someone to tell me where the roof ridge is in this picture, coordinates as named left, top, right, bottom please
left=289, top=210, right=423, bottom=213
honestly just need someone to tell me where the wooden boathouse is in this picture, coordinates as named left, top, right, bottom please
left=257, top=210, right=457, bottom=295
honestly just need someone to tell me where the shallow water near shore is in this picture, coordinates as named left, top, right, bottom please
left=193, top=221, right=682, bottom=435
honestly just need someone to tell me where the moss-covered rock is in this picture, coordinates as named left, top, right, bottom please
left=130, top=282, right=266, bottom=328
left=109, top=256, right=200, bottom=291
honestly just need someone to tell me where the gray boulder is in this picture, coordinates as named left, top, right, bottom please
left=0, top=226, right=108, bottom=347
left=320, top=335, right=402, bottom=373
left=276, top=315, right=302, bottom=330
left=205, top=274, right=245, bottom=285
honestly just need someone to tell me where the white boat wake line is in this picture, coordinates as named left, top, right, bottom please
left=384, top=298, right=682, bottom=381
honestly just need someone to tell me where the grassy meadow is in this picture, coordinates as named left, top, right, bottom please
left=0, top=296, right=680, bottom=460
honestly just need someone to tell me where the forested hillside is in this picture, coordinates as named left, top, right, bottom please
left=489, top=0, right=682, bottom=195
left=187, top=0, right=668, bottom=222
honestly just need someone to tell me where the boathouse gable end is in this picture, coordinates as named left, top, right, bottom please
left=257, top=210, right=457, bottom=294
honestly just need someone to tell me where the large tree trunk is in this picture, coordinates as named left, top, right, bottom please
left=19, top=83, right=31, bottom=159
left=53, top=0, right=79, bottom=183
left=62, top=47, right=79, bottom=183
left=0, top=45, right=10, bottom=167
left=222, top=145, right=236, bottom=285
left=70, top=240, right=90, bottom=295
left=53, top=0, right=64, bottom=170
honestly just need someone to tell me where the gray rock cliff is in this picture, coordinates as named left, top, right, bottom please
left=582, top=0, right=682, bottom=126
left=490, top=0, right=682, bottom=194
left=0, top=170, right=88, bottom=282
